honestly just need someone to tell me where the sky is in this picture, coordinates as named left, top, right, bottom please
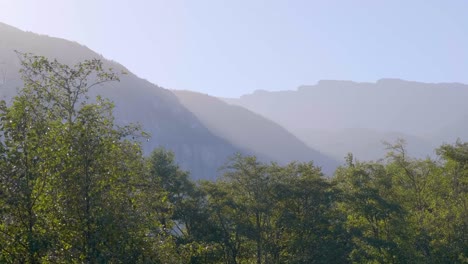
left=0, top=0, right=467, bottom=97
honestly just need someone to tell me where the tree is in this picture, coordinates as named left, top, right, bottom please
left=434, top=141, right=468, bottom=262
left=145, top=147, right=208, bottom=263
left=0, top=90, right=58, bottom=262
left=271, top=162, right=350, bottom=263
left=222, top=155, right=274, bottom=264
left=385, top=141, right=442, bottom=262
left=334, top=155, right=409, bottom=263
left=0, top=53, right=165, bottom=262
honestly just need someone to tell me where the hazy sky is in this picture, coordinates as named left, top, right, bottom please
left=1, top=0, right=467, bottom=97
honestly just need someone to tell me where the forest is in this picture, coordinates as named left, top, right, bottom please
left=0, top=54, right=467, bottom=263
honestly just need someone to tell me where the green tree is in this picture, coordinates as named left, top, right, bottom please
left=0, top=92, right=59, bottom=262
left=145, top=147, right=209, bottom=263
left=385, top=141, right=442, bottom=262
left=272, top=162, right=350, bottom=263
left=0, top=53, right=169, bottom=262
left=334, top=154, right=408, bottom=263
left=433, top=141, right=468, bottom=262
left=223, top=155, right=273, bottom=264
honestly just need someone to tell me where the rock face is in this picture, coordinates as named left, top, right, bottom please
left=224, top=79, right=468, bottom=161
left=0, top=22, right=239, bottom=180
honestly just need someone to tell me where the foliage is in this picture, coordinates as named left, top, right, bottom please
left=0, top=54, right=467, bottom=263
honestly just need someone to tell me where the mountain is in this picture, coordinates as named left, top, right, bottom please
left=294, top=128, right=435, bottom=162
left=0, top=22, right=242, bottom=180
left=0, top=22, right=336, bottom=179
left=172, top=90, right=337, bottom=173
left=224, top=79, right=468, bottom=161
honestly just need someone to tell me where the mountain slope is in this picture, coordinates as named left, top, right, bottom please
left=224, top=79, right=468, bottom=161
left=0, top=22, right=241, bottom=180
left=172, top=90, right=337, bottom=173
left=295, top=128, right=436, bottom=161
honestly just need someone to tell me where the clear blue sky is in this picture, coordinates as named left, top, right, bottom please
left=1, top=0, right=467, bottom=97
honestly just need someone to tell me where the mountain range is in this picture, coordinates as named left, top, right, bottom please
left=224, top=79, right=468, bottom=161
left=172, top=90, right=336, bottom=173
left=0, top=22, right=336, bottom=179
left=2, top=21, right=467, bottom=177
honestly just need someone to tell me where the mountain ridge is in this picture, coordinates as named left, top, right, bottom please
left=172, top=89, right=338, bottom=173
left=0, top=22, right=337, bottom=178
left=0, top=22, right=241, bottom=180
left=224, top=79, right=468, bottom=161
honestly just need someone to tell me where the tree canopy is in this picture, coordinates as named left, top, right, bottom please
left=0, top=54, right=466, bottom=263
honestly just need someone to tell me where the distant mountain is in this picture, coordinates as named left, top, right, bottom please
left=172, top=90, right=337, bottom=174
left=4, top=22, right=463, bottom=176
left=224, top=79, right=468, bottom=161
left=0, top=22, right=339, bottom=179
left=294, top=128, right=435, bottom=162
left=0, top=22, right=242, bottom=180
left=433, top=115, right=468, bottom=144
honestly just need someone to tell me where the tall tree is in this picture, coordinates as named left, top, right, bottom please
left=0, top=53, right=166, bottom=262
left=272, top=162, right=350, bottom=263
left=334, top=153, right=409, bottom=263
left=434, top=142, right=468, bottom=262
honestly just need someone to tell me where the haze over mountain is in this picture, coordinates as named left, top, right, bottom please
left=172, top=90, right=337, bottom=173
left=0, top=22, right=336, bottom=178
left=2, top=20, right=466, bottom=176
left=224, top=79, right=468, bottom=161
left=0, top=22, right=241, bottom=180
